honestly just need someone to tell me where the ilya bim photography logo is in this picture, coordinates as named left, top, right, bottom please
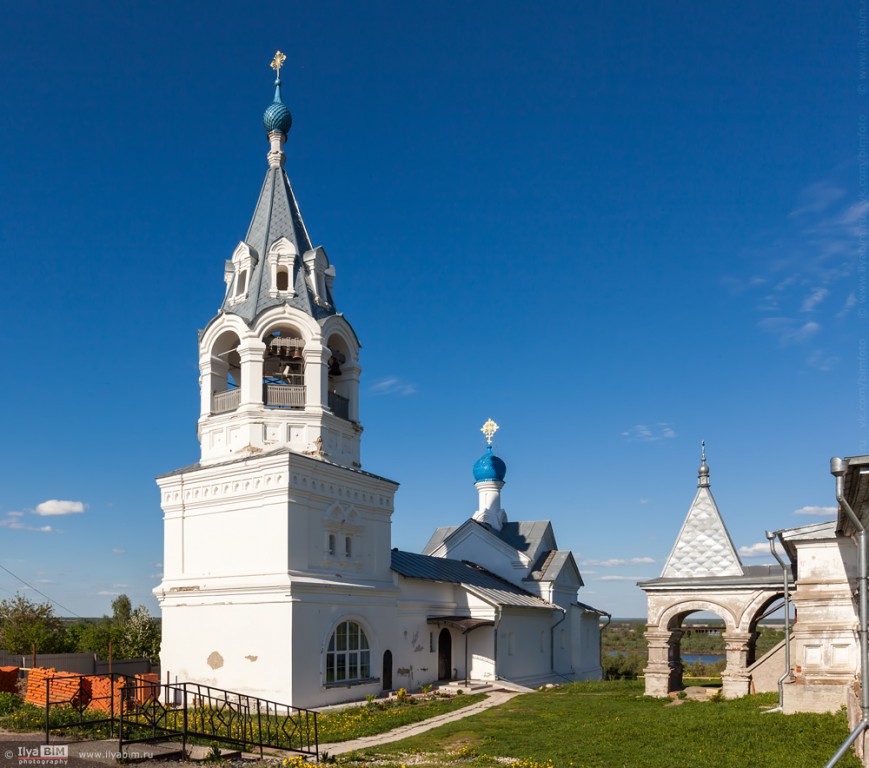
left=6, top=745, right=68, bottom=765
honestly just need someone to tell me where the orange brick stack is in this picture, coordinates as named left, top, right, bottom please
left=24, top=668, right=88, bottom=708
left=0, top=666, right=19, bottom=693
left=134, top=673, right=160, bottom=703
left=85, top=675, right=129, bottom=714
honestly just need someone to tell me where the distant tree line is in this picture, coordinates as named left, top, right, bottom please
left=601, top=620, right=784, bottom=681
left=0, top=593, right=160, bottom=662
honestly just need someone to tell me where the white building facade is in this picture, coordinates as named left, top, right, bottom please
left=155, top=57, right=605, bottom=708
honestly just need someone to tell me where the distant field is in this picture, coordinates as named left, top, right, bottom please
left=342, top=680, right=860, bottom=768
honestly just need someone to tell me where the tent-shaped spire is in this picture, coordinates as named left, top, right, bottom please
left=660, top=444, right=743, bottom=579
left=220, top=53, right=336, bottom=324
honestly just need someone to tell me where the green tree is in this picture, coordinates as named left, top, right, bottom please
left=115, top=605, right=160, bottom=662
left=67, top=618, right=123, bottom=660
left=111, top=594, right=132, bottom=625
left=0, top=594, right=68, bottom=654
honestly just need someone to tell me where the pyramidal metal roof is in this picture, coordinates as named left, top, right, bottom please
left=659, top=460, right=743, bottom=579
left=220, top=163, right=338, bottom=324
left=219, top=70, right=337, bottom=325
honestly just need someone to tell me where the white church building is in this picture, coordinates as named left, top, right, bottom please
left=154, top=54, right=606, bottom=708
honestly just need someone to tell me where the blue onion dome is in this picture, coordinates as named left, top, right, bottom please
left=473, top=445, right=507, bottom=483
left=263, top=79, right=292, bottom=134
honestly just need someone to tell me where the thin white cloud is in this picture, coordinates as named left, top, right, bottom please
left=620, top=423, right=676, bottom=442
left=581, top=556, right=655, bottom=567
left=733, top=174, right=863, bottom=371
left=0, top=514, right=55, bottom=533
left=739, top=542, right=773, bottom=558
left=839, top=200, right=869, bottom=228
left=598, top=575, right=647, bottom=582
left=757, top=318, right=820, bottom=345
left=369, top=377, right=417, bottom=396
left=112, top=549, right=126, bottom=555
left=801, top=287, right=829, bottom=312
left=97, top=590, right=122, bottom=596
left=837, top=292, right=857, bottom=319
left=806, top=350, right=839, bottom=371
left=34, top=500, right=85, bottom=517
left=792, top=321, right=821, bottom=342
left=789, top=181, right=846, bottom=217
left=794, top=505, right=837, bottom=517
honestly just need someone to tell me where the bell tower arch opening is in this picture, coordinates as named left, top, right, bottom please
left=205, top=330, right=242, bottom=415
left=326, top=332, right=358, bottom=422
left=262, top=326, right=306, bottom=410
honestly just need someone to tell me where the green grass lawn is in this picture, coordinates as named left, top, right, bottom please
left=316, top=693, right=486, bottom=743
left=336, top=680, right=862, bottom=768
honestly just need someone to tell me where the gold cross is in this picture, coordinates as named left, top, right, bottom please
left=270, top=51, right=287, bottom=73
left=480, top=419, right=499, bottom=445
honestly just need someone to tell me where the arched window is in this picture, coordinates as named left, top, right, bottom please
left=328, top=534, right=336, bottom=556
left=236, top=270, right=247, bottom=297
left=276, top=266, right=290, bottom=291
left=326, top=621, right=370, bottom=684
left=345, top=536, right=352, bottom=557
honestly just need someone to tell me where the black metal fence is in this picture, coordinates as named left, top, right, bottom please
left=42, top=673, right=319, bottom=760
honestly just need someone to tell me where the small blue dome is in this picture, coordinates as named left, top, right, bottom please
left=263, top=80, right=292, bottom=134
left=473, top=446, right=507, bottom=483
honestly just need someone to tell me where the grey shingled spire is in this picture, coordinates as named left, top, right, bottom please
left=659, top=444, right=744, bottom=579
left=220, top=69, right=337, bottom=324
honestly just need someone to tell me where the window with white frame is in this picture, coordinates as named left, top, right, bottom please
left=326, top=621, right=370, bottom=684
left=267, top=237, right=297, bottom=298
left=229, top=241, right=258, bottom=302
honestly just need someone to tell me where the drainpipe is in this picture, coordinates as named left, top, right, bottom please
left=825, top=456, right=868, bottom=768
left=493, top=607, right=502, bottom=681
left=764, top=530, right=793, bottom=712
left=599, top=612, right=611, bottom=678
left=550, top=608, right=567, bottom=675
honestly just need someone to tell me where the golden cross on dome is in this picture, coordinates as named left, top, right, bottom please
left=270, top=51, right=287, bottom=74
left=481, top=418, right=500, bottom=445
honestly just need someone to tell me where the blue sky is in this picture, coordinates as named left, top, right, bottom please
left=0, top=1, right=863, bottom=619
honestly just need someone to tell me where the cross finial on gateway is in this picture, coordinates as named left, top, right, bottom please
left=481, top=418, right=499, bottom=445
left=270, top=51, right=287, bottom=78
left=698, top=440, right=710, bottom=487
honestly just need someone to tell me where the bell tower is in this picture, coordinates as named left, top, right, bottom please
left=156, top=54, right=399, bottom=705
left=197, top=51, right=362, bottom=469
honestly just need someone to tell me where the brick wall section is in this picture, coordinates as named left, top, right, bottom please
left=85, top=675, right=129, bottom=714
left=134, top=673, right=160, bottom=703
left=0, top=667, right=19, bottom=693
left=24, top=668, right=89, bottom=707
left=23, top=668, right=136, bottom=713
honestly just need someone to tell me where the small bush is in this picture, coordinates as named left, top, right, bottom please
left=0, top=692, right=22, bottom=715
left=396, top=687, right=408, bottom=701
